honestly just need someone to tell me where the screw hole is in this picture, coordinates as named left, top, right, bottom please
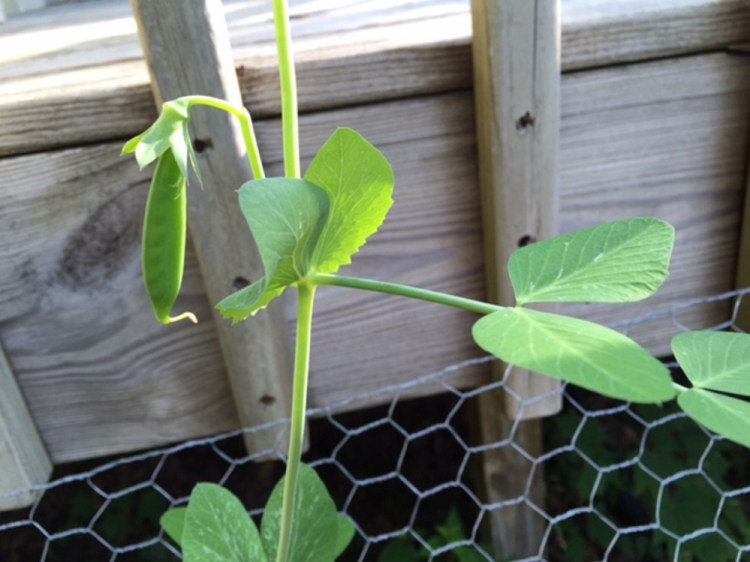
left=515, top=112, right=535, bottom=131
left=517, top=235, right=536, bottom=247
left=233, top=277, right=250, bottom=290
left=192, top=138, right=214, bottom=153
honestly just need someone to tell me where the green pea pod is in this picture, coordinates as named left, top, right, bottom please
left=142, top=148, right=197, bottom=325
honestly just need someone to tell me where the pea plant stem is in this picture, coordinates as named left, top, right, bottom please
left=181, top=95, right=265, bottom=180
left=275, top=282, right=316, bottom=562
left=273, top=0, right=301, bottom=178
left=311, top=273, right=503, bottom=315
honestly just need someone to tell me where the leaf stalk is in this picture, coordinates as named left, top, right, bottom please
left=311, top=273, right=503, bottom=315
left=181, top=95, right=265, bottom=179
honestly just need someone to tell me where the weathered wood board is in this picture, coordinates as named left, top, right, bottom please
left=1, top=52, right=748, bottom=462
left=130, top=0, right=295, bottom=456
left=2, top=0, right=750, bottom=156
left=0, top=344, right=52, bottom=509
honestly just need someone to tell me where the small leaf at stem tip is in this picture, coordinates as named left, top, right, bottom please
left=183, top=483, right=267, bottom=562
left=509, top=217, right=674, bottom=305
left=472, top=307, right=675, bottom=403
left=678, top=388, right=750, bottom=448
left=122, top=99, right=193, bottom=176
left=672, top=331, right=750, bottom=396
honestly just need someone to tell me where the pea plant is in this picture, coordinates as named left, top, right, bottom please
left=121, top=0, right=750, bottom=560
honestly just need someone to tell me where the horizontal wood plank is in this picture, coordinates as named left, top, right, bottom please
left=0, top=53, right=748, bottom=462
left=1, top=0, right=749, bottom=156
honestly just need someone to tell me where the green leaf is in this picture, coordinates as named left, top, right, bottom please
left=509, top=218, right=674, bottom=305
left=472, top=307, right=675, bottom=403
left=122, top=98, right=201, bottom=184
left=216, top=178, right=329, bottom=321
left=160, top=507, right=186, bottom=546
left=218, top=128, right=394, bottom=322
left=334, top=514, right=356, bottom=558
left=376, top=537, right=427, bottom=562
left=672, top=331, right=750, bottom=396
left=182, top=483, right=266, bottom=562
left=304, top=127, right=394, bottom=275
left=678, top=388, right=750, bottom=448
left=261, top=464, right=339, bottom=562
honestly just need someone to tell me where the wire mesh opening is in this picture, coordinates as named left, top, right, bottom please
left=2, top=289, right=749, bottom=561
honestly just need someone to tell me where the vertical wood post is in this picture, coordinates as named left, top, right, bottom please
left=130, top=0, right=294, bottom=455
left=471, top=0, right=561, bottom=557
left=0, top=345, right=52, bottom=511
left=736, top=137, right=750, bottom=330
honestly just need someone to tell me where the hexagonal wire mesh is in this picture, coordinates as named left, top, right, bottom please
left=1, top=288, right=749, bottom=562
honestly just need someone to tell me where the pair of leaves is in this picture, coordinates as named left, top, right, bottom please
left=672, top=331, right=750, bottom=448
left=161, top=464, right=355, bottom=562
left=217, top=127, right=394, bottom=322
left=473, top=218, right=677, bottom=403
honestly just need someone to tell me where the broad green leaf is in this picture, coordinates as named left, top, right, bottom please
left=216, top=179, right=329, bottom=321
left=509, top=218, right=674, bottom=305
left=305, top=127, right=394, bottom=274
left=472, top=307, right=675, bottom=403
left=672, top=331, right=750, bottom=396
left=160, top=507, right=186, bottom=546
left=678, top=388, right=750, bottom=448
left=261, top=464, right=339, bottom=562
left=218, top=128, right=395, bottom=323
left=334, top=514, right=356, bottom=558
left=183, top=483, right=266, bottom=562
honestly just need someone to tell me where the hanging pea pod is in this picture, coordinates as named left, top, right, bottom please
left=142, top=148, right=197, bottom=325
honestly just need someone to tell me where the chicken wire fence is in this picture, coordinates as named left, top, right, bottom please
left=2, top=289, right=750, bottom=562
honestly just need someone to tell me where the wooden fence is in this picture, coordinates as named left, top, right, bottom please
left=1, top=3, right=750, bottom=543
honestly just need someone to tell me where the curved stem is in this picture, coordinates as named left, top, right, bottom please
left=672, top=381, right=689, bottom=395
left=275, top=283, right=316, bottom=562
left=311, top=273, right=503, bottom=315
left=181, top=95, right=265, bottom=179
left=273, top=0, right=300, bottom=178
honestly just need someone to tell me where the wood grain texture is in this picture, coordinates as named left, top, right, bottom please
left=2, top=0, right=750, bottom=156
left=0, top=345, right=52, bottom=510
left=472, top=0, right=562, bottom=421
left=130, top=0, right=294, bottom=456
left=0, top=53, right=748, bottom=462
left=470, top=0, right=558, bottom=556
left=736, top=132, right=750, bottom=331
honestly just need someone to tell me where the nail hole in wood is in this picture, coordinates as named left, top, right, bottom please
left=515, top=112, right=535, bottom=131
left=192, top=138, right=213, bottom=153
left=233, top=277, right=250, bottom=290
left=518, top=235, right=536, bottom=247
left=260, top=395, right=276, bottom=406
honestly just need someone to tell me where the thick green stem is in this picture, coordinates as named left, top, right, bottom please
left=275, top=283, right=316, bottom=562
left=311, top=273, right=503, bottom=315
left=273, top=0, right=301, bottom=178
left=181, top=95, right=265, bottom=179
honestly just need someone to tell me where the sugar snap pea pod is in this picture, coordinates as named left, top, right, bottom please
left=142, top=148, right=197, bottom=325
